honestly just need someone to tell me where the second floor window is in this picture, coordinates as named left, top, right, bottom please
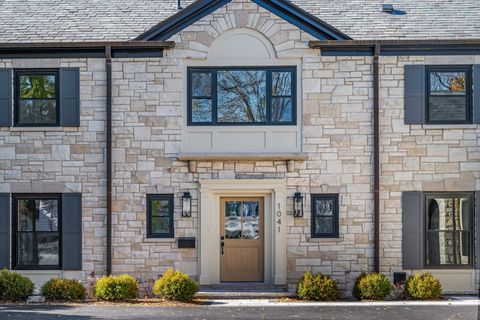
left=188, top=67, right=296, bottom=125
left=426, top=66, right=472, bottom=124
left=15, top=70, right=59, bottom=126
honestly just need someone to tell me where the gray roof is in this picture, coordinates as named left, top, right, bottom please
left=0, top=0, right=479, bottom=42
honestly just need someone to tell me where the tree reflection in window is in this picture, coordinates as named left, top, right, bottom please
left=16, top=71, right=58, bottom=126
left=426, top=194, right=472, bottom=267
left=217, top=70, right=266, bottom=123
left=188, top=67, right=295, bottom=125
left=427, top=67, right=471, bottom=123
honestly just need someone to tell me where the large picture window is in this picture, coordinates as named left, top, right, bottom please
left=13, top=194, right=61, bottom=270
left=311, top=194, right=339, bottom=238
left=188, top=67, right=296, bottom=125
left=14, top=70, right=59, bottom=126
left=147, top=194, right=174, bottom=238
left=425, top=193, right=473, bottom=267
left=426, top=66, right=472, bottom=124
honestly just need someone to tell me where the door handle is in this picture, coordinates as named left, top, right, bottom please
left=220, top=241, right=224, bottom=255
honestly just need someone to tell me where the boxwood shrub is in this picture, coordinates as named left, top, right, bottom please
left=0, top=269, right=34, bottom=302
left=352, top=272, right=392, bottom=300
left=94, top=274, right=138, bottom=301
left=41, top=278, right=86, bottom=302
left=153, top=269, right=199, bottom=302
left=405, top=273, right=442, bottom=300
left=296, top=272, right=338, bottom=301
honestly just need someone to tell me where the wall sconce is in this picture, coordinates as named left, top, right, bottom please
left=293, top=192, right=304, bottom=217
left=182, top=192, right=192, bottom=217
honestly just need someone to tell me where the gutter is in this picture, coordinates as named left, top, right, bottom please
left=0, top=41, right=175, bottom=58
left=308, top=39, right=480, bottom=56
left=105, top=46, right=113, bottom=276
left=373, top=45, right=380, bottom=273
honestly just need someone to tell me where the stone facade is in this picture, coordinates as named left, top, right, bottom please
left=0, top=58, right=108, bottom=278
left=0, top=0, right=478, bottom=295
left=109, top=0, right=375, bottom=293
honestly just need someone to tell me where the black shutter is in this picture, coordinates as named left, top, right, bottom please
left=62, top=193, right=82, bottom=270
left=473, top=65, right=480, bottom=124
left=0, top=194, right=10, bottom=269
left=402, top=191, right=424, bottom=269
left=59, top=68, right=80, bottom=127
left=404, top=65, right=426, bottom=124
left=475, top=191, right=480, bottom=267
left=0, top=69, right=12, bottom=127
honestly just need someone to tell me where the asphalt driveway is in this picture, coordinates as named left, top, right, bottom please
left=0, top=303, right=478, bottom=320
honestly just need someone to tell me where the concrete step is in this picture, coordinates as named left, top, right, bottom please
left=198, top=285, right=295, bottom=299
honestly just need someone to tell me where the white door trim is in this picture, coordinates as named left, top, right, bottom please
left=198, top=179, right=287, bottom=285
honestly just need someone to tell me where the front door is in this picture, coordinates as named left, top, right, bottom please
left=220, top=197, right=264, bottom=282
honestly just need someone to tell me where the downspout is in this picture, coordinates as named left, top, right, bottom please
left=373, top=44, right=381, bottom=273
left=105, top=45, right=113, bottom=275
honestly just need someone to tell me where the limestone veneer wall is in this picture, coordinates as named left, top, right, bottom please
left=0, top=58, right=107, bottom=279
left=110, top=0, right=375, bottom=293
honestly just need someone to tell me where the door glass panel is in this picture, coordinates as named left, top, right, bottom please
left=224, top=200, right=260, bottom=240
left=225, top=201, right=242, bottom=239
left=242, top=202, right=259, bottom=239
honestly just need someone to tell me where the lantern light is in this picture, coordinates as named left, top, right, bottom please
left=293, top=192, right=303, bottom=217
left=182, top=192, right=192, bottom=217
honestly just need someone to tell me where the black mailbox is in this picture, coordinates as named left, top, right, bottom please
left=178, top=237, right=196, bottom=249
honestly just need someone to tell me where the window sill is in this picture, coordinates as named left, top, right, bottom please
left=143, top=238, right=176, bottom=243
left=9, top=127, right=78, bottom=132
left=422, top=124, right=478, bottom=130
left=177, top=152, right=308, bottom=161
left=308, top=237, right=341, bottom=242
left=13, top=270, right=63, bottom=274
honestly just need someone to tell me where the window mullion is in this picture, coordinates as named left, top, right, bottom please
left=266, top=69, right=272, bottom=125
left=213, top=70, right=218, bottom=125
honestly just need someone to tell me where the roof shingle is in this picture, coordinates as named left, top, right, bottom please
left=0, top=0, right=478, bottom=42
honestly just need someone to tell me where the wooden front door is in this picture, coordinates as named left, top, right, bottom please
left=220, top=197, right=264, bottom=282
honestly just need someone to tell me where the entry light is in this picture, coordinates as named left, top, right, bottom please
left=293, top=192, right=304, bottom=217
left=182, top=192, right=192, bottom=217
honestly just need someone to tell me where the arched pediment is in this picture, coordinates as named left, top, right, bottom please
left=208, top=28, right=276, bottom=61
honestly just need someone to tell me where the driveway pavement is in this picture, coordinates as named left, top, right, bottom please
left=0, top=301, right=478, bottom=320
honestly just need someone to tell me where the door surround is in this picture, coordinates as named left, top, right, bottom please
left=198, top=179, right=287, bottom=285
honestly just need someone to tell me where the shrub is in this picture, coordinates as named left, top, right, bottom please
left=352, top=272, right=367, bottom=300
left=296, top=272, right=338, bottom=301
left=0, top=269, right=34, bottom=302
left=153, top=269, right=199, bottom=302
left=353, top=273, right=391, bottom=300
left=41, top=278, right=86, bottom=302
left=94, top=274, right=138, bottom=301
left=405, top=273, right=442, bottom=300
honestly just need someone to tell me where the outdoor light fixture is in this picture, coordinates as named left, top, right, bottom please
left=182, top=192, right=192, bottom=217
left=293, top=192, right=304, bottom=217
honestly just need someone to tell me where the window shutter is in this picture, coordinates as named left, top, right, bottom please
left=62, top=193, right=82, bottom=270
left=473, top=65, right=480, bottom=124
left=0, top=69, right=12, bottom=127
left=404, top=65, right=425, bottom=124
left=475, top=191, right=480, bottom=267
left=0, top=194, right=10, bottom=269
left=59, top=68, right=80, bottom=127
left=402, top=191, right=424, bottom=269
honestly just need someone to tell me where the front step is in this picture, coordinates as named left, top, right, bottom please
left=198, top=284, right=295, bottom=299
